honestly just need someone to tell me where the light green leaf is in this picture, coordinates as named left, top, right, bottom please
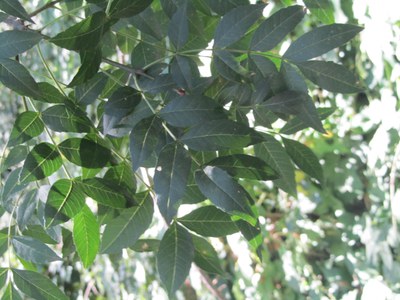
left=12, top=236, right=61, bottom=264
left=0, top=0, right=32, bottom=22
left=19, top=143, right=63, bottom=183
left=251, top=5, right=305, bottom=51
left=178, top=206, right=239, bottom=237
left=0, top=30, right=42, bottom=58
left=8, top=112, right=44, bottom=147
left=101, top=192, right=153, bottom=254
left=12, top=269, right=68, bottom=300
left=109, top=0, right=153, bottom=19
left=282, top=138, right=324, bottom=183
left=303, top=0, right=335, bottom=24
left=284, top=24, right=363, bottom=62
left=0, top=268, right=8, bottom=287
left=236, top=219, right=263, bottom=260
left=73, top=205, right=99, bottom=268
left=192, top=235, right=224, bottom=275
left=2, top=283, right=23, bottom=300
left=42, top=104, right=92, bottom=133
left=157, top=222, right=194, bottom=297
left=79, top=178, right=127, bottom=208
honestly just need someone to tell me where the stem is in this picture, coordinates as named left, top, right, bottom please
left=102, top=58, right=154, bottom=79
left=105, top=0, right=113, bottom=15
left=198, top=268, right=226, bottom=300
left=29, top=0, right=63, bottom=18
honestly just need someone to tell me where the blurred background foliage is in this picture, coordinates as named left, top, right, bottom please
left=0, top=0, right=399, bottom=299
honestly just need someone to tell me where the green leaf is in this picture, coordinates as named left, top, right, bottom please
left=204, top=0, right=248, bottom=15
left=206, top=154, right=279, bottom=180
left=73, top=205, right=99, bottom=268
left=154, top=143, right=191, bottom=223
left=0, top=58, right=41, bottom=98
left=303, top=0, right=335, bottom=24
left=250, top=5, right=305, bottom=51
left=19, top=143, right=63, bottom=183
left=104, top=163, right=136, bottom=193
left=16, top=190, right=37, bottom=230
left=50, top=12, right=110, bottom=51
left=109, top=0, right=153, bottom=19
left=12, top=236, right=61, bottom=264
left=284, top=24, right=363, bottom=62
left=45, top=179, right=86, bottom=227
left=12, top=269, right=68, bottom=300
left=2, top=283, right=23, bottom=300
left=130, top=116, right=161, bottom=170
left=130, top=7, right=165, bottom=41
left=8, top=112, right=44, bottom=147
left=130, top=239, right=160, bottom=252
left=101, top=192, right=153, bottom=254
left=0, top=268, right=8, bottom=287
left=42, top=104, right=92, bottom=133
left=131, top=42, right=164, bottom=69
left=214, top=4, right=264, bottom=48
left=79, top=178, right=127, bottom=208
left=75, top=72, right=107, bottom=105
left=282, top=138, right=324, bottom=183
left=68, top=48, right=102, bottom=87
left=192, top=235, right=224, bottom=275
left=58, top=136, right=111, bottom=169
left=195, top=166, right=255, bottom=225
left=236, top=219, right=263, bottom=260
left=0, top=30, right=42, bottom=59
left=214, top=50, right=248, bottom=81
left=181, top=119, right=263, bottom=151
left=160, top=95, right=225, bottom=128
left=22, top=225, right=59, bottom=245
left=169, top=55, right=200, bottom=91
left=296, top=60, right=363, bottom=93
left=157, top=222, right=194, bottom=296
left=32, top=82, right=66, bottom=103
left=254, top=134, right=297, bottom=196
left=178, top=206, right=239, bottom=237
left=0, top=0, right=32, bottom=22
left=1, top=146, right=29, bottom=173
left=168, top=3, right=188, bottom=49
left=1, top=168, right=27, bottom=209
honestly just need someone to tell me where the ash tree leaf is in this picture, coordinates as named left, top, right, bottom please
left=8, top=111, right=44, bottom=147
left=79, top=178, right=127, bottom=208
left=159, top=95, right=225, bottom=128
left=73, top=205, right=99, bottom=268
left=283, top=24, right=363, bottom=62
left=0, top=30, right=42, bottom=59
left=250, top=5, right=305, bottom=52
left=101, top=192, right=153, bottom=254
left=2, top=282, right=23, bottom=300
left=168, top=3, right=189, bottom=49
left=33, top=82, right=66, bottom=103
left=42, top=104, right=92, bottom=133
left=1, top=146, right=29, bottom=173
left=0, top=0, right=33, bottom=22
left=50, top=12, right=110, bottom=51
left=16, top=189, right=38, bottom=230
left=214, top=4, right=265, bottom=48
left=157, top=222, right=194, bottom=297
left=254, top=134, right=297, bottom=196
left=154, top=143, right=191, bottom=223
left=178, top=205, right=239, bottom=237
left=195, top=166, right=256, bottom=225
left=109, top=0, right=153, bottom=19
left=181, top=119, right=263, bottom=151
left=296, top=95, right=326, bottom=133
left=192, top=235, right=224, bottom=275
left=12, top=269, right=68, bottom=300
left=296, top=60, right=363, bottom=93
left=0, top=58, right=41, bottom=98
left=131, top=42, right=164, bottom=70
left=282, top=138, right=324, bottom=183
left=12, top=236, right=61, bottom=264
left=68, top=48, right=102, bottom=87
left=45, top=179, right=86, bottom=227
left=303, top=0, right=335, bottom=24
left=130, top=7, right=165, bottom=41
left=204, top=0, right=249, bottom=15
left=1, top=168, right=28, bottom=208
left=169, top=55, right=200, bottom=91
left=236, top=219, right=263, bottom=260
left=213, top=50, right=248, bottom=82
left=104, top=163, right=136, bottom=193
left=75, top=72, right=108, bottom=106
left=19, top=143, right=63, bottom=183
left=0, top=268, right=7, bottom=287
left=206, top=154, right=279, bottom=180
left=130, top=239, right=160, bottom=252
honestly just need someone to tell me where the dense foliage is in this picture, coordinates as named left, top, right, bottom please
left=2, top=0, right=399, bottom=299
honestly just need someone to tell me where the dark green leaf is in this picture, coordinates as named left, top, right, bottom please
left=12, top=236, right=61, bottom=264
left=0, top=30, right=42, bottom=58
left=68, top=48, right=102, bottom=87
left=0, top=0, right=32, bottom=22
left=195, top=166, right=255, bottom=224
left=282, top=138, right=324, bottom=183
left=214, top=50, right=248, bottom=81
left=284, top=24, right=363, bottom=62
left=101, top=192, right=153, bottom=254
left=204, top=0, right=248, bottom=15
left=75, top=72, right=108, bottom=105
left=0, top=58, right=41, bottom=98
left=296, top=60, right=363, bottom=93
left=206, top=154, right=279, bottom=180
left=19, top=143, right=62, bottom=183
left=303, top=0, right=335, bottom=24
left=168, top=3, right=188, bottom=49
left=130, top=239, right=160, bottom=252
left=42, top=104, right=92, bottom=133
left=45, top=179, right=86, bottom=227
left=249, top=54, right=278, bottom=78
left=258, top=90, right=307, bottom=115
left=109, top=0, right=153, bottom=19
left=22, top=225, right=59, bottom=245
left=16, top=189, right=37, bottom=230
left=1, top=168, right=27, bottom=209
left=170, top=55, right=200, bottom=91
left=181, top=119, right=263, bottom=151
left=79, top=178, right=127, bottom=208
left=33, top=82, right=66, bottom=103
left=131, top=42, right=163, bottom=69
left=104, top=163, right=136, bottom=193
left=157, top=222, right=194, bottom=296
left=250, top=5, right=305, bottom=51
left=281, top=62, right=308, bottom=92
left=12, top=269, right=68, bottom=300
left=2, top=283, right=23, bottom=300
left=1, top=146, right=29, bottom=172
left=160, top=95, right=225, bottom=127
left=129, top=7, right=165, bottom=41
left=192, top=235, right=224, bottom=275
left=50, top=12, right=110, bottom=51
left=178, top=206, right=239, bottom=237
left=100, top=69, right=129, bottom=98
left=154, top=143, right=191, bottom=223
left=73, top=205, right=99, bottom=268
left=8, top=112, right=44, bottom=147
left=214, top=4, right=264, bottom=48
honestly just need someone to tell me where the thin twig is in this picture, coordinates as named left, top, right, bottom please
left=29, top=0, right=63, bottom=18
left=198, top=268, right=226, bottom=300
left=102, top=58, right=154, bottom=79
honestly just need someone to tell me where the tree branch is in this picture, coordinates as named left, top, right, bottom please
left=102, top=58, right=154, bottom=79
left=29, top=0, right=63, bottom=18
